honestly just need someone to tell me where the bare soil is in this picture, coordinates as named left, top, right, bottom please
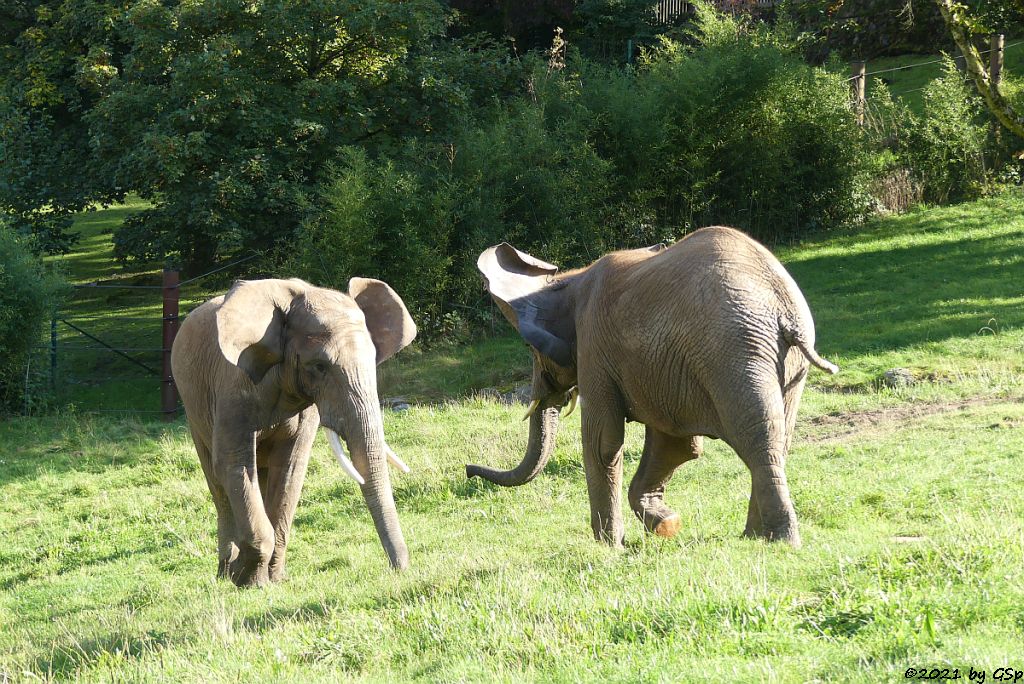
left=799, top=395, right=1024, bottom=444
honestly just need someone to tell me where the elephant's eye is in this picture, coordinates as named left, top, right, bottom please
left=308, top=361, right=329, bottom=375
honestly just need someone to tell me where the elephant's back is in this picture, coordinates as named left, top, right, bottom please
left=633, top=226, right=810, bottom=320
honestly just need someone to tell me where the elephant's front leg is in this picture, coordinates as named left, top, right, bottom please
left=260, top=409, right=317, bottom=583
left=214, top=430, right=275, bottom=588
left=581, top=405, right=626, bottom=547
left=628, top=429, right=702, bottom=538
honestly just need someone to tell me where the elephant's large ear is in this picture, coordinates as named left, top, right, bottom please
left=477, top=244, right=574, bottom=368
left=348, top=277, right=417, bottom=364
left=216, top=279, right=305, bottom=384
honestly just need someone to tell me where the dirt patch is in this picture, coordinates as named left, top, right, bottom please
left=800, top=395, right=1023, bottom=444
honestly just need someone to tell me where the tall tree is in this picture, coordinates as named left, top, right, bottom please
left=0, top=0, right=130, bottom=251
left=3, top=0, right=516, bottom=266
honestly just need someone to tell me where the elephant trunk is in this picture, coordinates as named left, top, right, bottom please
left=466, top=405, right=560, bottom=486
left=342, top=395, right=409, bottom=571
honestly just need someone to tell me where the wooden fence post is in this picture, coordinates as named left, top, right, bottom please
left=990, top=34, right=1004, bottom=88
left=161, top=269, right=180, bottom=421
left=50, top=316, right=57, bottom=390
left=850, top=60, right=866, bottom=125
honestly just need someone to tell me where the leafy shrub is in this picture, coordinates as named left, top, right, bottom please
left=291, top=92, right=616, bottom=327
left=865, top=64, right=990, bottom=207
left=0, top=219, right=66, bottom=413
left=904, top=61, right=989, bottom=204
left=291, top=146, right=457, bottom=320
left=580, top=7, right=869, bottom=242
left=293, top=5, right=872, bottom=335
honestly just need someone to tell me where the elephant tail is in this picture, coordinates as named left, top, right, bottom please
left=780, top=318, right=839, bottom=375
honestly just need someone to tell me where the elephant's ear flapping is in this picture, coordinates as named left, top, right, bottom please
left=215, top=278, right=307, bottom=384
left=477, top=244, right=574, bottom=368
left=348, top=277, right=417, bottom=364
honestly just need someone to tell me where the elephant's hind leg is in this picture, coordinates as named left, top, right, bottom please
left=628, top=429, right=702, bottom=539
left=260, top=408, right=318, bottom=583
left=727, top=398, right=800, bottom=548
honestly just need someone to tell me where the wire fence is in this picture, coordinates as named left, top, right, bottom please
left=846, top=33, right=1016, bottom=118
left=25, top=253, right=267, bottom=419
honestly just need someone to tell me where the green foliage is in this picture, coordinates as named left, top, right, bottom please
left=865, top=62, right=991, bottom=206
left=295, top=8, right=869, bottom=331
left=906, top=61, right=989, bottom=203
left=0, top=0, right=127, bottom=252
left=591, top=14, right=868, bottom=240
left=91, top=0, right=455, bottom=268
left=0, top=218, right=66, bottom=413
left=572, top=0, right=659, bottom=62
left=784, top=0, right=950, bottom=60
left=292, top=77, right=618, bottom=326
left=293, top=146, right=457, bottom=321
left=2, top=0, right=524, bottom=268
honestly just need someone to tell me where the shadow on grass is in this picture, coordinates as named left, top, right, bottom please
left=785, top=202, right=1024, bottom=358
left=241, top=601, right=331, bottom=634
left=0, top=415, right=178, bottom=480
left=365, top=566, right=499, bottom=611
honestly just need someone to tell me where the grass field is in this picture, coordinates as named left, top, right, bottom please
left=2, top=191, right=1023, bottom=681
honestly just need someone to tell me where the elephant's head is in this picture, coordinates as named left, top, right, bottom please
left=466, top=244, right=580, bottom=487
left=216, top=277, right=416, bottom=569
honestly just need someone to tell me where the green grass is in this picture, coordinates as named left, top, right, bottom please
left=43, top=198, right=258, bottom=412
left=4, top=191, right=1024, bottom=680
left=838, top=37, right=1024, bottom=113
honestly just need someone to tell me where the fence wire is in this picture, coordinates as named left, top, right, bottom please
left=35, top=252, right=264, bottom=418
left=849, top=39, right=1024, bottom=81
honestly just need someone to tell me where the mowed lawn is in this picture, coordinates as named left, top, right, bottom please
left=1, top=192, right=1023, bottom=681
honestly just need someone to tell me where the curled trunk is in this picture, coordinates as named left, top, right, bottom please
left=466, top=406, right=560, bottom=486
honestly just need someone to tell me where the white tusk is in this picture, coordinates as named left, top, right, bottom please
left=562, top=389, right=578, bottom=418
left=326, top=429, right=365, bottom=485
left=385, top=444, right=411, bottom=473
left=522, top=398, right=542, bottom=421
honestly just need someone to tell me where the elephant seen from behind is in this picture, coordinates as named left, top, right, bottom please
left=466, top=227, right=838, bottom=548
left=172, top=277, right=416, bottom=587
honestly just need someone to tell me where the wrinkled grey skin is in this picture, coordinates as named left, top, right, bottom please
left=171, top=278, right=416, bottom=587
left=467, top=227, right=838, bottom=547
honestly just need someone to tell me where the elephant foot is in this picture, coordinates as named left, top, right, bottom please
left=653, top=513, right=681, bottom=538
left=632, top=498, right=682, bottom=539
left=228, top=548, right=271, bottom=588
left=268, top=556, right=287, bottom=583
left=743, top=524, right=801, bottom=549
left=591, top=516, right=625, bottom=548
left=766, top=525, right=801, bottom=549
left=216, top=544, right=240, bottom=580
left=230, top=562, right=270, bottom=588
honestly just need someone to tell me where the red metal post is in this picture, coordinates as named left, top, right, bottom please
left=162, top=269, right=180, bottom=421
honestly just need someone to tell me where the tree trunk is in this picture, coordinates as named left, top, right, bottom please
left=934, top=0, right=1024, bottom=139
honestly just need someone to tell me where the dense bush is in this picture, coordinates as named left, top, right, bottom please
left=2, top=0, right=527, bottom=267
left=291, top=91, right=618, bottom=328
left=582, top=7, right=868, bottom=241
left=906, top=63, right=990, bottom=203
left=865, top=62, right=992, bottom=208
left=293, top=7, right=870, bottom=331
left=0, top=219, right=65, bottom=413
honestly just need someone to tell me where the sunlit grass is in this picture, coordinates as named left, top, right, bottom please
left=5, top=189, right=1023, bottom=681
